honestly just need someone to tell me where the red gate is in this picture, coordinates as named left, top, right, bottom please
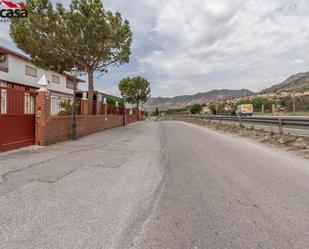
left=0, top=86, right=35, bottom=152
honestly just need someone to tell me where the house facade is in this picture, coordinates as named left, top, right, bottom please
left=0, top=46, right=84, bottom=152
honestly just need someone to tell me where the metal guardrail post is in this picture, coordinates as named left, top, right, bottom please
left=238, top=116, right=242, bottom=127
left=278, top=118, right=283, bottom=134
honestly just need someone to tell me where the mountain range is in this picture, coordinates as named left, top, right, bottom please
left=144, top=89, right=253, bottom=110
left=145, top=71, right=309, bottom=111
left=261, top=72, right=309, bottom=93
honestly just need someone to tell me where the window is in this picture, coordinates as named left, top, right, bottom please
left=25, top=65, right=37, bottom=77
left=51, top=96, right=60, bottom=115
left=51, top=96, right=68, bottom=115
left=0, top=55, right=6, bottom=62
left=52, top=74, right=60, bottom=84
left=1, top=89, right=7, bottom=114
left=0, top=54, right=8, bottom=73
left=66, top=79, right=74, bottom=90
left=24, top=93, right=35, bottom=114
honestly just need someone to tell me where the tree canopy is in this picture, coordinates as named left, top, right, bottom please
left=119, top=76, right=151, bottom=109
left=190, top=104, right=202, bottom=114
left=10, top=0, right=132, bottom=111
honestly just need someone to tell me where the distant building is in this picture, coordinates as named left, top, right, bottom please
left=280, top=92, right=289, bottom=98
left=203, top=106, right=212, bottom=114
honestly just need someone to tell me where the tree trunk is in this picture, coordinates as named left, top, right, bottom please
left=87, top=70, right=94, bottom=115
left=136, top=99, right=140, bottom=120
left=136, top=99, right=139, bottom=110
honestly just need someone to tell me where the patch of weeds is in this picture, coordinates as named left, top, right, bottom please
left=280, top=135, right=297, bottom=145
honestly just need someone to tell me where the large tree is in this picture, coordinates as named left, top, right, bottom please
left=119, top=76, right=151, bottom=110
left=190, top=104, right=202, bottom=114
left=10, top=0, right=132, bottom=112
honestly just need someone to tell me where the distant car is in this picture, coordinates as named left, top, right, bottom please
left=236, top=104, right=253, bottom=116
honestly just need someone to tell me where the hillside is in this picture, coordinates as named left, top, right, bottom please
left=261, top=72, right=309, bottom=93
left=145, top=89, right=253, bottom=110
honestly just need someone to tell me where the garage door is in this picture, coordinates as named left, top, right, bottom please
left=0, top=87, right=35, bottom=153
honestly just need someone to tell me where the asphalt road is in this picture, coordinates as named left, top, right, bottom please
left=1, top=121, right=309, bottom=249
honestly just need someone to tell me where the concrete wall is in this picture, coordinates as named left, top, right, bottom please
left=0, top=54, right=73, bottom=95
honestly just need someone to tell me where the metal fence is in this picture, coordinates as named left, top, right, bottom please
left=167, top=115, right=309, bottom=134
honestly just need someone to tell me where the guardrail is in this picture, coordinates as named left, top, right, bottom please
left=167, top=115, right=309, bottom=134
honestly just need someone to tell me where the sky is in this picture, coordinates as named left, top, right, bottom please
left=1, top=0, right=309, bottom=97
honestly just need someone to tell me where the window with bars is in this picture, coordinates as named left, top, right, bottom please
left=1, top=89, right=7, bottom=114
left=24, top=93, right=35, bottom=114
left=25, top=65, right=37, bottom=78
left=51, top=96, right=60, bottom=115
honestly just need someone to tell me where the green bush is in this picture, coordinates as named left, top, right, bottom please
left=58, top=100, right=73, bottom=116
left=209, top=104, right=217, bottom=115
left=106, top=96, right=125, bottom=106
left=190, top=104, right=202, bottom=114
left=165, top=107, right=189, bottom=115
left=280, top=96, right=309, bottom=112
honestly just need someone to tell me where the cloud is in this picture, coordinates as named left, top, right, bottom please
left=0, top=22, right=10, bottom=42
left=139, top=0, right=309, bottom=96
left=2, top=0, right=309, bottom=97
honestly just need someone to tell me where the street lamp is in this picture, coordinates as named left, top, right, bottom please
left=71, top=66, right=79, bottom=141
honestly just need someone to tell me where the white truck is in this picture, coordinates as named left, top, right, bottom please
left=236, top=104, right=254, bottom=116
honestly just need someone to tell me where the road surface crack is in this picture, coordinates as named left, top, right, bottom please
left=0, top=136, right=126, bottom=186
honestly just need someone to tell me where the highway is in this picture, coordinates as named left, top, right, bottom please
left=1, top=121, right=309, bottom=249
left=129, top=121, right=309, bottom=249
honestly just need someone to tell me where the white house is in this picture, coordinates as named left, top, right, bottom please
left=0, top=46, right=85, bottom=115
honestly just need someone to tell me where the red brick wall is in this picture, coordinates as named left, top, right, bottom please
left=36, top=90, right=51, bottom=146
left=44, top=115, right=124, bottom=145
left=35, top=90, right=144, bottom=146
left=126, top=114, right=139, bottom=124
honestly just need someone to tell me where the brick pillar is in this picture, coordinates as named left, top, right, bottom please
left=35, top=89, right=50, bottom=146
left=116, top=102, right=119, bottom=115
left=102, top=103, right=107, bottom=115
left=140, top=110, right=144, bottom=120
left=96, top=100, right=101, bottom=115
left=102, top=98, right=107, bottom=115
left=122, top=106, right=126, bottom=126
left=80, top=98, right=89, bottom=115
